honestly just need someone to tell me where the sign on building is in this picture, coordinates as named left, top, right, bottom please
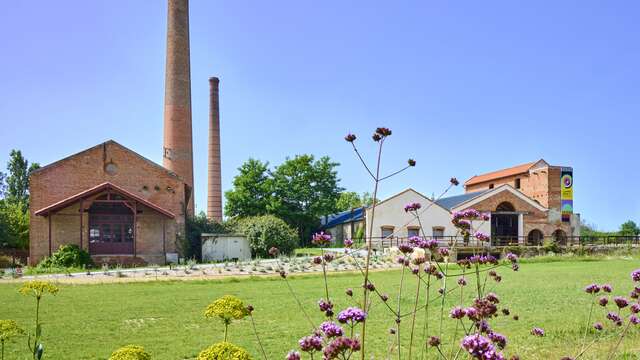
left=560, top=167, right=573, bottom=222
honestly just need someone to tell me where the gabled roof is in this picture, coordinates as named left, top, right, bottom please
left=451, top=184, right=548, bottom=212
left=34, top=182, right=176, bottom=218
left=464, top=159, right=548, bottom=186
left=321, top=207, right=365, bottom=229
left=371, top=188, right=450, bottom=213
left=31, top=140, right=183, bottom=182
left=435, top=190, right=490, bottom=210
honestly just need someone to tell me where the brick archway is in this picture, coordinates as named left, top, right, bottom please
left=527, top=229, right=544, bottom=246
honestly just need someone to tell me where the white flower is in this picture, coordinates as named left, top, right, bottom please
left=411, top=247, right=426, bottom=263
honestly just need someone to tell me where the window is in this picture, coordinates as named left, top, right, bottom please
left=489, top=183, right=494, bottom=189
left=515, top=178, right=521, bottom=189
left=381, top=226, right=394, bottom=239
left=407, top=227, right=420, bottom=238
left=432, top=227, right=445, bottom=239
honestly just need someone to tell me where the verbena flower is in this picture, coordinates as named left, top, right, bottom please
left=204, top=295, right=249, bottom=324
left=344, top=133, right=356, bottom=142
left=318, top=299, right=333, bottom=312
left=613, top=296, right=629, bottom=309
left=428, top=336, right=441, bottom=347
left=344, top=239, right=353, bottom=248
left=450, top=306, right=466, bottom=319
left=411, top=248, right=427, bottom=264
left=631, top=269, right=640, bottom=282
left=488, top=332, right=507, bottom=349
left=345, top=288, right=353, bottom=297
left=337, top=307, right=366, bottom=325
left=109, top=345, right=151, bottom=360
left=425, top=239, right=438, bottom=250
left=476, top=320, right=491, bottom=333
left=460, top=334, right=504, bottom=360
left=593, top=322, right=603, bottom=331
left=312, top=232, right=333, bottom=246
left=475, top=232, right=490, bottom=242
left=630, top=315, right=640, bottom=325
left=531, top=327, right=545, bottom=337
left=438, top=248, right=450, bottom=258
left=408, top=159, right=416, bottom=167
left=323, top=337, right=361, bottom=359
left=606, top=312, right=622, bottom=326
left=323, top=253, right=334, bottom=263
left=19, top=281, right=59, bottom=299
left=399, top=243, right=414, bottom=254
left=485, top=293, right=500, bottom=304
left=630, top=303, right=640, bottom=314
left=404, top=202, right=421, bottom=212
left=319, top=322, right=344, bottom=338
left=584, top=284, right=600, bottom=294
left=599, top=296, right=609, bottom=307
left=298, top=335, right=322, bottom=352
left=197, top=342, right=251, bottom=360
left=268, top=247, right=280, bottom=257
left=601, top=284, right=613, bottom=293
left=458, top=277, right=467, bottom=287
left=375, top=127, right=392, bottom=137
left=286, top=350, right=301, bottom=360
left=450, top=177, right=460, bottom=186
left=505, top=253, right=518, bottom=263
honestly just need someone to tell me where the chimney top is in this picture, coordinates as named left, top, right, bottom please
left=209, top=77, right=220, bottom=83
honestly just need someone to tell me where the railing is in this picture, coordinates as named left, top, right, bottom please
left=366, top=235, right=640, bottom=250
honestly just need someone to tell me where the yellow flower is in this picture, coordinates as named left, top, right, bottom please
left=197, top=342, right=252, bottom=360
left=108, top=345, right=151, bottom=360
left=0, top=320, right=24, bottom=341
left=18, top=281, right=59, bottom=299
left=204, top=295, right=249, bottom=324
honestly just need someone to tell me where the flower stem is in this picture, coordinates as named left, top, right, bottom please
left=579, top=295, right=596, bottom=354
left=420, top=274, right=431, bottom=360
left=606, top=320, right=632, bottom=360
left=408, top=272, right=422, bottom=359
left=249, top=315, right=268, bottom=360
left=396, top=265, right=406, bottom=360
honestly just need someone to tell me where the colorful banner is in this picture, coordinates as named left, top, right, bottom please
left=560, top=167, right=573, bottom=222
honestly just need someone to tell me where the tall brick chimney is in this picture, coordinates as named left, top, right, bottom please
left=207, top=77, right=223, bottom=221
left=163, top=0, right=195, bottom=215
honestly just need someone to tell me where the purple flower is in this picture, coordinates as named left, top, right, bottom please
left=456, top=219, right=472, bottom=230
left=286, top=351, right=301, bottom=360
left=345, top=288, right=353, bottom=297
left=313, top=256, right=323, bottom=265
left=485, top=293, right=500, bottom=304
left=312, top=231, right=333, bottom=246
left=323, top=253, right=334, bottom=262
left=488, top=332, right=507, bottom=349
left=428, top=336, right=441, bottom=347
left=318, top=299, right=333, bottom=312
left=398, top=243, right=414, bottom=254
left=344, top=238, right=353, bottom=248
left=439, top=247, right=450, bottom=257
left=630, top=303, right=640, bottom=314
left=450, top=306, right=466, bottom=319
left=425, top=239, right=438, bottom=250
left=475, top=232, right=490, bottom=242
left=372, top=133, right=382, bottom=142
left=585, top=284, right=601, bottom=294
left=404, top=202, right=422, bottom=212
left=268, top=247, right=280, bottom=257
left=344, top=133, right=356, bottom=142
left=607, top=312, right=623, bottom=326
left=298, top=335, right=323, bottom=352
left=458, top=277, right=467, bottom=287
left=460, top=334, right=505, bottom=360
left=450, top=177, right=460, bottom=186
left=531, top=327, right=545, bottom=337
left=476, top=320, right=491, bottom=333
left=380, top=293, right=389, bottom=302
left=465, top=307, right=480, bottom=321
left=319, top=321, right=344, bottom=338
left=506, top=253, right=518, bottom=263
left=375, top=127, right=392, bottom=137
left=602, top=284, right=613, bottom=293
left=593, top=322, right=603, bottom=331
left=631, top=269, right=640, bottom=282
left=614, top=296, right=629, bottom=309
left=511, top=263, right=519, bottom=272
left=630, top=315, right=640, bottom=325
left=337, top=307, right=367, bottom=325
left=323, top=337, right=360, bottom=359
left=408, top=159, right=416, bottom=167
left=599, top=296, right=609, bottom=307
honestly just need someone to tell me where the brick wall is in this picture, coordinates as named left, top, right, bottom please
left=29, top=141, right=186, bottom=265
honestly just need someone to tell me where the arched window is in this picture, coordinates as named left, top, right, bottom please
left=527, top=229, right=544, bottom=246
left=496, top=202, right=515, bottom=212
left=552, top=229, right=567, bottom=245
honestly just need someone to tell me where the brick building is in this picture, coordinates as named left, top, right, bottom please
left=437, top=159, right=579, bottom=245
left=29, top=141, right=189, bottom=265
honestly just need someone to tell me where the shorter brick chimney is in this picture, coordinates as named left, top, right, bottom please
left=207, top=77, right=223, bottom=221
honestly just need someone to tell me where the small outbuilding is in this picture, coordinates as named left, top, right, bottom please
left=201, top=233, right=251, bottom=262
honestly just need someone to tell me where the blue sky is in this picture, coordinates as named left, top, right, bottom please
left=0, top=1, right=638, bottom=231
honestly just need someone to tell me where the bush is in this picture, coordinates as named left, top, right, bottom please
left=109, top=345, right=151, bottom=360
left=38, top=244, right=93, bottom=268
left=235, top=215, right=298, bottom=257
left=197, top=342, right=252, bottom=360
left=183, top=212, right=230, bottom=261
left=542, top=239, right=561, bottom=254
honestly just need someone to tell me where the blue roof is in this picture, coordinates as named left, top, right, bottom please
left=321, top=207, right=365, bottom=229
left=435, top=190, right=489, bottom=210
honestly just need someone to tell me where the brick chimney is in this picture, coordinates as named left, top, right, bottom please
left=207, top=77, right=223, bottom=221
left=163, top=0, right=195, bottom=215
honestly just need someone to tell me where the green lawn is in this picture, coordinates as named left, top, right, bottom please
left=1, top=259, right=639, bottom=359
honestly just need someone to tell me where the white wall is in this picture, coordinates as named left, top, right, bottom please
left=365, top=189, right=457, bottom=241
left=201, top=234, right=251, bottom=262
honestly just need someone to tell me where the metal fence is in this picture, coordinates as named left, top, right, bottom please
left=367, top=235, right=640, bottom=250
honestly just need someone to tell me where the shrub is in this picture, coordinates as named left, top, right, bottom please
left=109, top=345, right=151, bottom=360
left=542, top=239, right=561, bottom=254
left=37, top=244, right=93, bottom=268
left=197, top=342, right=252, bottom=360
left=235, top=215, right=298, bottom=257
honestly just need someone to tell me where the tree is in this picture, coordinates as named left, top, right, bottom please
left=0, top=171, right=6, bottom=198
left=183, top=212, right=228, bottom=261
left=619, top=220, right=640, bottom=237
left=5, top=150, right=40, bottom=207
left=336, top=192, right=362, bottom=212
left=224, top=159, right=273, bottom=218
left=270, top=155, right=343, bottom=243
left=0, top=201, right=29, bottom=249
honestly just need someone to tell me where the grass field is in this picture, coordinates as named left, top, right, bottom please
left=1, top=258, right=639, bottom=359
